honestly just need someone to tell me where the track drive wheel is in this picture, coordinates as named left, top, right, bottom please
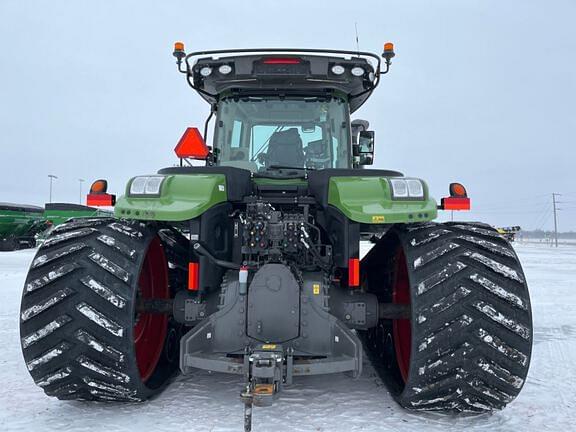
left=363, top=222, right=533, bottom=412
left=20, top=218, right=185, bottom=401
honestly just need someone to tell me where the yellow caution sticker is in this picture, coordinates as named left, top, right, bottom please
left=262, top=344, right=276, bottom=350
left=372, top=215, right=385, bottom=223
left=313, top=283, right=321, bottom=295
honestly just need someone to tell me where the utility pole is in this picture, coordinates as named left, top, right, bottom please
left=78, top=178, right=85, bottom=204
left=48, top=174, right=58, bottom=203
left=552, top=193, right=561, bottom=247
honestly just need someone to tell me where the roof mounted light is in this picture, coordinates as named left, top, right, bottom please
left=218, top=64, right=232, bottom=75
left=351, top=66, right=365, bottom=77
left=173, top=41, right=186, bottom=61
left=331, top=65, right=345, bottom=75
left=383, top=42, right=395, bottom=60
left=199, top=66, right=212, bottom=77
left=173, top=41, right=187, bottom=72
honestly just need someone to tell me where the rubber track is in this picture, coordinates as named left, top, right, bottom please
left=366, top=222, right=532, bottom=412
left=20, top=218, right=179, bottom=401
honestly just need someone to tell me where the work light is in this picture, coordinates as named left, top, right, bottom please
left=129, top=176, right=165, bottom=196
left=199, top=67, right=212, bottom=77
left=331, top=65, right=345, bottom=75
left=389, top=178, right=425, bottom=199
left=218, top=65, right=232, bottom=75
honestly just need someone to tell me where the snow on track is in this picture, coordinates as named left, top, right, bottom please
left=1, top=243, right=575, bottom=431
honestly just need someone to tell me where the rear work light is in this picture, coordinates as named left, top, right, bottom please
left=199, top=67, right=212, bottom=77
left=218, top=64, right=232, bottom=75
left=262, top=57, right=301, bottom=64
left=331, top=65, right=345, bottom=75
left=129, top=176, right=166, bottom=196
left=389, top=178, right=425, bottom=199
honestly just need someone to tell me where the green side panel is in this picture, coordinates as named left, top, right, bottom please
left=115, top=174, right=227, bottom=221
left=327, top=177, right=438, bottom=224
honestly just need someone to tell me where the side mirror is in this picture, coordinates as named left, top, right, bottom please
left=356, top=130, right=375, bottom=165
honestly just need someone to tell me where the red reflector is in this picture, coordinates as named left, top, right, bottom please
left=262, top=57, right=301, bottom=64
left=441, top=197, right=471, bottom=210
left=86, top=193, right=116, bottom=207
left=348, top=258, right=360, bottom=287
left=188, top=262, right=199, bottom=291
left=174, top=127, right=210, bottom=159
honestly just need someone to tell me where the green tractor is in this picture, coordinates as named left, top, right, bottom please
left=19, top=44, right=532, bottom=430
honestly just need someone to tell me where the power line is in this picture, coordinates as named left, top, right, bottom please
left=533, top=202, right=552, bottom=231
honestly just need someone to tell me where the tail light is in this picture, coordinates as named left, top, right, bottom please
left=262, top=57, right=301, bottom=64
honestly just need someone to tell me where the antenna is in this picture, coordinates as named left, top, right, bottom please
left=355, top=22, right=360, bottom=57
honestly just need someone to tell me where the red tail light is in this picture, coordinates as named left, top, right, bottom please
left=87, top=193, right=115, bottom=207
left=188, top=262, right=199, bottom=291
left=441, top=197, right=471, bottom=210
left=262, top=57, right=301, bottom=64
left=348, top=258, right=360, bottom=287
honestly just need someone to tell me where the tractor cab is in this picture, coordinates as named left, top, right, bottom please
left=172, top=47, right=396, bottom=173
left=214, top=96, right=350, bottom=173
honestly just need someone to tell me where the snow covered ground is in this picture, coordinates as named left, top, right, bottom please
left=1, top=243, right=575, bottom=432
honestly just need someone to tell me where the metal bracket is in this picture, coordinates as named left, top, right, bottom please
left=184, top=300, right=207, bottom=322
left=240, top=344, right=286, bottom=432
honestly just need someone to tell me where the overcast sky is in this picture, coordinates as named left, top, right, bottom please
left=1, top=0, right=575, bottom=231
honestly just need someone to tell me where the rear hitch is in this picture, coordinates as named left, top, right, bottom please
left=240, top=344, right=292, bottom=432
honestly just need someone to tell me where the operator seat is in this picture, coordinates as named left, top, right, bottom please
left=266, top=128, right=305, bottom=167
left=305, top=139, right=331, bottom=169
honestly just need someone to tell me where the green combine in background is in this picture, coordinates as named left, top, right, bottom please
left=1, top=182, right=114, bottom=251
left=0, top=203, right=47, bottom=251
left=43, top=203, right=112, bottom=228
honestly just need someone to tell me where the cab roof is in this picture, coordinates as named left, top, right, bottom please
left=182, top=49, right=384, bottom=113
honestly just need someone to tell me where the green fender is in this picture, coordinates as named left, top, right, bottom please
left=327, top=177, right=438, bottom=224
left=115, top=174, right=227, bottom=221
